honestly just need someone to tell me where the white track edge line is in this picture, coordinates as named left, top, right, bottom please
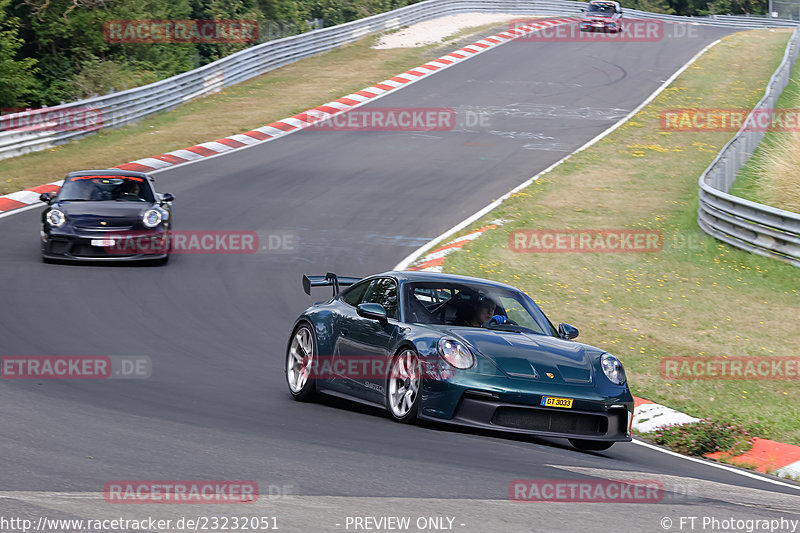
left=393, top=38, right=722, bottom=270
left=0, top=202, right=46, bottom=219
left=632, top=439, right=800, bottom=491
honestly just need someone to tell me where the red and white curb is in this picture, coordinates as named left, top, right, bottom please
left=631, top=396, right=699, bottom=432
left=0, top=17, right=576, bottom=216
left=633, top=396, right=800, bottom=478
left=779, top=461, right=800, bottom=478
left=408, top=223, right=499, bottom=272
left=0, top=181, right=64, bottom=213
left=707, top=437, right=800, bottom=478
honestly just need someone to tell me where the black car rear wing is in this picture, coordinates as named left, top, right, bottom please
left=303, top=273, right=361, bottom=296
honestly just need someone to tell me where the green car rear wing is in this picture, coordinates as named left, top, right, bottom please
left=302, top=273, right=362, bottom=296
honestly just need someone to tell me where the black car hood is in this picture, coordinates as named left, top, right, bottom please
left=438, top=326, right=600, bottom=384
left=57, top=201, right=152, bottom=226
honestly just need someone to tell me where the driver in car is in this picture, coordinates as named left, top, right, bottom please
left=117, top=180, right=141, bottom=201
left=466, top=297, right=508, bottom=327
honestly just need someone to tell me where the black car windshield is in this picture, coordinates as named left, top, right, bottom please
left=58, top=175, right=155, bottom=202
left=587, top=3, right=616, bottom=15
left=404, top=281, right=556, bottom=335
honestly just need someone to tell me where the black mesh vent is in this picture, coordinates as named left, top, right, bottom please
left=492, top=407, right=609, bottom=436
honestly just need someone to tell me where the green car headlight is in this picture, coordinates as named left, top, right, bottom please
left=438, top=338, right=475, bottom=370
left=601, top=353, right=626, bottom=385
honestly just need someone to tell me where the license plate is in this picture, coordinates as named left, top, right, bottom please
left=91, top=239, right=115, bottom=247
left=541, top=396, right=573, bottom=408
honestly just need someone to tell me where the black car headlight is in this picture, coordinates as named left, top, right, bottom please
left=601, top=353, right=626, bottom=385
left=142, top=209, right=162, bottom=228
left=438, top=338, right=475, bottom=369
left=47, top=209, right=66, bottom=228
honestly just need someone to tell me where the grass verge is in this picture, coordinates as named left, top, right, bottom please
left=0, top=21, right=509, bottom=196
left=441, top=28, right=800, bottom=445
left=729, top=47, right=800, bottom=213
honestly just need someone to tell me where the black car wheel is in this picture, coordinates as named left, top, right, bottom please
left=569, top=439, right=615, bottom=451
left=386, top=348, right=421, bottom=423
left=286, top=323, right=317, bottom=401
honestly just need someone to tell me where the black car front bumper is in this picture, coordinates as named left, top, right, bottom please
left=42, top=232, right=167, bottom=262
left=421, top=393, right=631, bottom=441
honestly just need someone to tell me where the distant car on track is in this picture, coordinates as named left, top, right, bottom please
left=39, top=169, right=174, bottom=263
left=286, top=271, right=633, bottom=451
left=580, top=0, right=624, bottom=33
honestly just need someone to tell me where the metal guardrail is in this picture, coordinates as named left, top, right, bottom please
left=697, top=27, right=800, bottom=267
left=0, top=0, right=797, bottom=161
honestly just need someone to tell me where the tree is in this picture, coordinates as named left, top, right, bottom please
left=15, top=0, right=195, bottom=104
left=190, top=0, right=264, bottom=63
left=0, top=0, right=37, bottom=106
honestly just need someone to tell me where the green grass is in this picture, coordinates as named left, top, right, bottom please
left=0, top=20, right=510, bottom=196
left=439, top=28, right=800, bottom=445
left=729, top=47, right=800, bottom=212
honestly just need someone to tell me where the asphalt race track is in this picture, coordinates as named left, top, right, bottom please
left=2, top=21, right=800, bottom=532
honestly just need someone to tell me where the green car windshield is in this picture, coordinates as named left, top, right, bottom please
left=404, top=281, right=556, bottom=336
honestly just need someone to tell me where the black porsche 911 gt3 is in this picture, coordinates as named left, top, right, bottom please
left=39, top=170, right=174, bottom=263
left=287, top=271, right=634, bottom=451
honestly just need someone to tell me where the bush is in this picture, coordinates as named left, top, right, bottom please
left=650, top=418, right=760, bottom=456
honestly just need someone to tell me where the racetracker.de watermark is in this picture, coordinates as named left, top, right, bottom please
left=103, top=481, right=260, bottom=503
left=510, top=479, right=664, bottom=502
left=303, top=108, right=456, bottom=131
left=661, top=357, right=800, bottom=380
left=104, top=230, right=297, bottom=255
left=509, top=229, right=664, bottom=253
left=103, top=19, right=258, bottom=43
left=291, top=354, right=465, bottom=381
left=1, top=356, right=151, bottom=379
left=660, top=108, right=800, bottom=132
left=0, top=107, right=102, bottom=133
left=509, top=17, right=684, bottom=42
